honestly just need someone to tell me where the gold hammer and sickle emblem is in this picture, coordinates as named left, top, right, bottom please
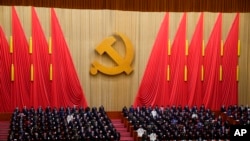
left=90, top=32, right=134, bottom=75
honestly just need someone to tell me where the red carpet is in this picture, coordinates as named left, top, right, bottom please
left=111, top=119, right=134, bottom=141
left=0, top=121, right=9, bottom=141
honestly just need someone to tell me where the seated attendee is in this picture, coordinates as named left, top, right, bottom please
left=67, top=114, right=74, bottom=123
left=183, top=105, right=189, bottom=112
left=37, top=105, right=43, bottom=112
left=135, top=106, right=141, bottom=113
left=200, top=104, right=205, bottom=112
left=141, top=130, right=148, bottom=141
left=99, top=105, right=105, bottom=112
left=122, top=106, right=128, bottom=117
left=221, top=105, right=227, bottom=113
left=192, top=112, right=198, bottom=119
left=151, top=109, right=158, bottom=119
left=45, top=106, right=51, bottom=113
left=137, top=127, right=146, bottom=137
left=129, top=105, right=134, bottom=113
left=149, top=132, right=157, bottom=141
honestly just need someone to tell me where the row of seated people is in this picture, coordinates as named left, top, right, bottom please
left=123, top=105, right=231, bottom=140
left=8, top=106, right=120, bottom=141
left=221, top=104, right=250, bottom=125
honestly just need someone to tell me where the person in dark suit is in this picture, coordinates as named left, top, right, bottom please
left=220, top=105, right=226, bottom=113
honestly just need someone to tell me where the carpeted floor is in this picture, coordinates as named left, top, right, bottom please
left=0, top=121, right=9, bottom=141
left=111, top=119, right=134, bottom=141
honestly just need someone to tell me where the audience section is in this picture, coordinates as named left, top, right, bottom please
left=121, top=105, right=250, bottom=140
left=6, top=104, right=250, bottom=141
left=8, top=106, right=120, bottom=141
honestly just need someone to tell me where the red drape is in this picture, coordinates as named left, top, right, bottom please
left=134, top=13, right=238, bottom=110
left=169, top=13, right=187, bottom=107
left=221, top=13, right=239, bottom=106
left=31, top=7, right=51, bottom=109
left=203, top=13, right=222, bottom=110
left=0, top=9, right=240, bottom=111
left=133, top=13, right=170, bottom=107
left=11, top=6, right=31, bottom=109
left=0, top=7, right=88, bottom=112
left=51, top=8, right=88, bottom=108
left=187, top=13, right=204, bottom=107
left=0, top=27, right=12, bottom=112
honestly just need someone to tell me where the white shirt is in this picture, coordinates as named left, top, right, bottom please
left=137, top=128, right=145, bottom=137
left=151, top=110, right=157, bottom=118
left=67, top=114, right=74, bottom=123
left=192, top=113, right=198, bottom=119
left=149, top=133, right=157, bottom=141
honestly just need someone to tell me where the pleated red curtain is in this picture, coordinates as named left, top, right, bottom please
left=0, top=9, right=240, bottom=111
left=187, top=13, right=204, bottom=107
left=31, top=7, right=51, bottom=109
left=0, top=7, right=88, bottom=112
left=203, top=13, right=222, bottom=110
left=0, top=27, right=12, bottom=112
left=11, top=7, right=31, bottom=109
left=169, top=13, right=188, bottom=107
left=221, top=13, right=239, bottom=106
left=51, top=8, right=88, bottom=108
left=134, top=13, right=239, bottom=110
left=133, top=13, right=170, bottom=107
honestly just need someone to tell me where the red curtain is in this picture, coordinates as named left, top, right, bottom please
left=11, top=7, right=31, bottom=109
left=0, top=27, right=12, bottom=112
left=31, top=7, right=51, bottom=108
left=133, top=13, right=170, bottom=107
left=51, top=8, right=88, bottom=108
left=0, top=9, right=240, bottom=111
left=134, top=13, right=239, bottom=110
left=169, top=13, right=187, bottom=107
left=203, top=13, right=222, bottom=110
left=187, top=13, right=204, bottom=107
left=221, top=13, right=239, bottom=106
left=0, top=7, right=88, bottom=112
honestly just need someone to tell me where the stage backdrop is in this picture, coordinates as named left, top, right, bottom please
left=0, top=6, right=250, bottom=111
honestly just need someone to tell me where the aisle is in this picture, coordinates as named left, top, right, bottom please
left=111, top=119, right=134, bottom=141
left=0, top=121, right=9, bottom=141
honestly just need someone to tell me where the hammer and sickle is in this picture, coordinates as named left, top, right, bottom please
left=90, top=32, right=134, bottom=75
